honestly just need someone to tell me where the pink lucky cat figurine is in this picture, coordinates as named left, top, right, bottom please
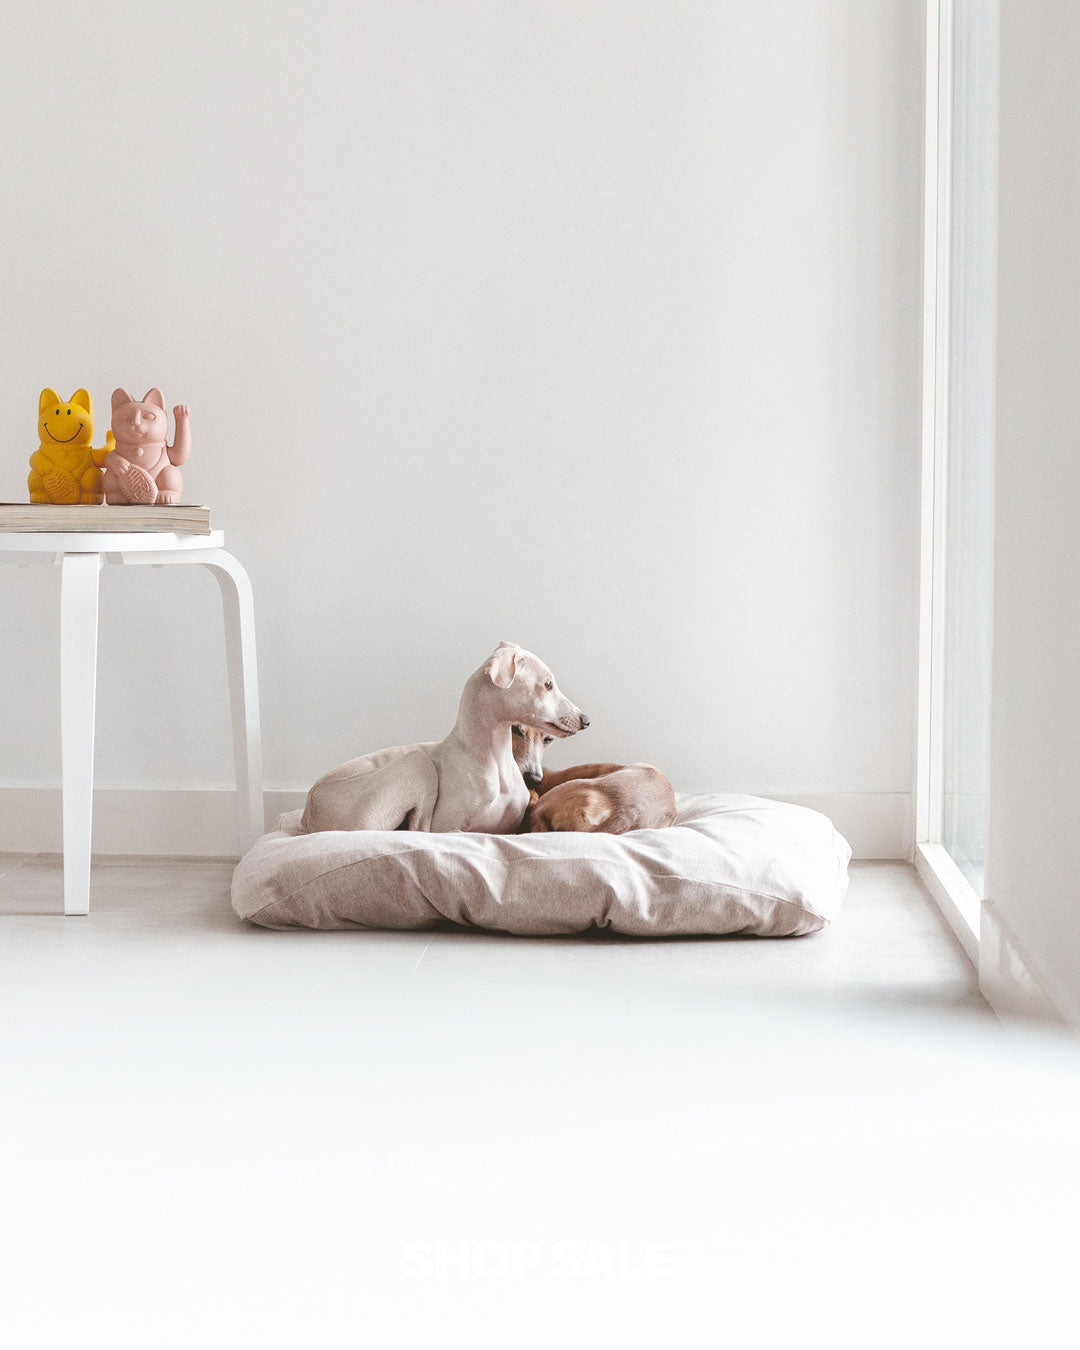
left=103, top=388, right=191, bottom=505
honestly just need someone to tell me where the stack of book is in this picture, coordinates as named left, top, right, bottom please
left=0, top=503, right=212, bottom=534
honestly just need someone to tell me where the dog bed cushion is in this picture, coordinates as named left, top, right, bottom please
left=231, top=794, right=851, bottom=937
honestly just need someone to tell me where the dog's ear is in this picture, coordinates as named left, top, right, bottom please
left=579, top=790, right=612, bottom=831
left=485, top=643, right=519, bottom=689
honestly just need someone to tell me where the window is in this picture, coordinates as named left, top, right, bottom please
left=916, top=0, right=997, bottom=954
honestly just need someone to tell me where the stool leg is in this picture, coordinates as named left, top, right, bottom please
left=60, top=553, right=101, bottom=915
left=119, top=545, right=265, bottom=851
left=206, top=553, right=264, bottom=846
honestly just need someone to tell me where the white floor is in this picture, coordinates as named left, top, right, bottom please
left=0, top=854, right=988, bottom=1012
left=4, top=855, right=1079, bottom=1350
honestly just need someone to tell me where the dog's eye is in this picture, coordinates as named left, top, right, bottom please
left=511, top=725, right=523, bottom=737
left=544, top=680, right=553, bottom=691
left=543, top=736, right=554, bottom=745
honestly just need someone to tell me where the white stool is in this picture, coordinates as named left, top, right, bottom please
left=0, top=530, right=263, bottom=914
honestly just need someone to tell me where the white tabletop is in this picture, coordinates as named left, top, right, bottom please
left=0, top=529, right=225, bottom=553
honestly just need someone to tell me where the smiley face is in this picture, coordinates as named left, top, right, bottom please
left=38, top=388, right=93, bottom=449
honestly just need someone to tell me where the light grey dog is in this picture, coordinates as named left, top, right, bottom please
left=300, top=641, right=589, bottom=834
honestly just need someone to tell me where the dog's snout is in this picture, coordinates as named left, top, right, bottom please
left=579, top=713, right=590, bottom=729
left=524, top=769, right=543, bottom=788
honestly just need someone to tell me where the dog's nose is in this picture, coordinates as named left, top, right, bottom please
left=579, top=713, right=590, bottom=729
left=524, top=770, right=542, bottom=788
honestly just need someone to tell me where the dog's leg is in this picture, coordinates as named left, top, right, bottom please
left=302, top=750, right=438, bottom=833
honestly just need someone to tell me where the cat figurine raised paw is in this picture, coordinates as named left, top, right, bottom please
left=28, top=388, right=114, bottom=505
left=104, top=387, right=191, bottom=505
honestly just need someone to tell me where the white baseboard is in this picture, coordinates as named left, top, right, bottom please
left=0, top=786, right=305, bottom=858
left=979, top=900, right=1077, bottom=1031
left=763, top=793, right=911, bottom=861
left=0, top=786, right=910, bottom=860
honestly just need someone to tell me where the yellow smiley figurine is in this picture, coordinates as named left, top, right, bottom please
left=29, top=387, right=115, bottom=505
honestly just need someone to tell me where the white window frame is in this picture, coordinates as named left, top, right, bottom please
left=915, top=0, right=997, bottom=964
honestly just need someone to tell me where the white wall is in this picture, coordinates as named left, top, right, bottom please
left=0, top=1, right=924, bottom=856
left=983, top=0, right=1080, bottom=1022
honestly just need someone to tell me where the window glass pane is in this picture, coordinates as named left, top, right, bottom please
left=941, top=0, right=996, bottom=893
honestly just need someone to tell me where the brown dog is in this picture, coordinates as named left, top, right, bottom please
left=511, top=726, right=677, bottom=834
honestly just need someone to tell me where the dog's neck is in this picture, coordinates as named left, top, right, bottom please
left=427, top=667, right=532, bottom=832
left=444, top=674, right=516, bottom=771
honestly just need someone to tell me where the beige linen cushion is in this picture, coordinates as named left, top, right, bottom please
left=231, top=794, right=851, bottom=937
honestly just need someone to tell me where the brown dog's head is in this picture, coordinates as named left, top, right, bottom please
left=511, top=723, right=555, bottom=789
left=483, top=641, right=590, bottom=742
left=523, top=782, right=612, bottom=833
